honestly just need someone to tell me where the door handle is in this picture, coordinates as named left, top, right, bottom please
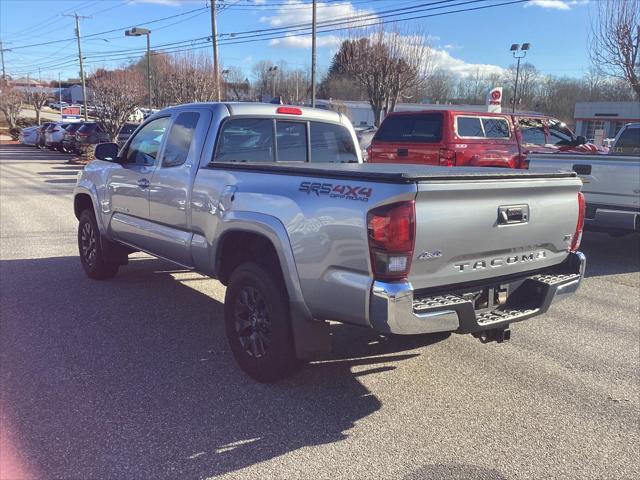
left=397, top=148, right=409, bottom=157
left=137, top=178, right=150, bottom=188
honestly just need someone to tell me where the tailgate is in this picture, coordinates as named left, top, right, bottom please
left=409, top=176, right=582, bottom=289
left=528, top=153, right=640, bottom=210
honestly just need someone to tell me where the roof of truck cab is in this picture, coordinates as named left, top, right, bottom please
left=156, top=102, right=344, bottom=123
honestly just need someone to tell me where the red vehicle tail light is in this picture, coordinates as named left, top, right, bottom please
left=276, top=106, right=302, bottom=115
left=367, top=200, right=416, bottom=281
left=438, top=148, right=456, bottom=166
left=570, top=192, right=586, bottom=252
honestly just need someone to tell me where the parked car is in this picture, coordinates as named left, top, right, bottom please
left=116, top=122, right=139, bottom=148
left=35, top=122, right=56, bottom=149
left=49, top=101, right=68, bottom=110
left=609, top=122, right=640, bottom=156
left=74, top=102, right=586, bottom=382
left=528, top=122, right=640, bottom=236
left=44, top=122, right=70, bottom=151
left=74, top=122, right=109, bottom=154
left=368, top=109, right=602, bottom=169
left=18, top=126, right=39, bottom=146
left=355, top=126, right=377, bottom=161
left=61, top=122, right=83, bottom=153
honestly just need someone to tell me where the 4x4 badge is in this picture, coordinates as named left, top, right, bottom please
left=418, top=250, right=443, bottom=261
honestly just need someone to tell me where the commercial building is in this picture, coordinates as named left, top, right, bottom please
left=574, top=101, right=640, bottom=141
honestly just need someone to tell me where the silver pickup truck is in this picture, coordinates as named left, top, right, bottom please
left=74, top=102, right=586, bottom=382
left=528, top=123, right=640, bottom=235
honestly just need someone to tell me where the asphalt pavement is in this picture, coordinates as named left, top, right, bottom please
left=0, top=144, right=638, bottom=480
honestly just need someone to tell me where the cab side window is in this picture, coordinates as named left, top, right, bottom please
left=123, top=117, right=170, bottom=166
left=519, top=118, right=546, bottom=145
left=161, top=112, right=200, bottom=167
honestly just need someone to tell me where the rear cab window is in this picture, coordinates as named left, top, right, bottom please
left=212, top=117, right=357, bottom=163
left=455, top=115, right=511, bottom=139
left=374, top=113, right=443, bottom=143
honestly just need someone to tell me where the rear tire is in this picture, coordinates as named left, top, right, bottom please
left=224, top=262, right=298, bottom=383
left=77, top=209, right=120, bottom=280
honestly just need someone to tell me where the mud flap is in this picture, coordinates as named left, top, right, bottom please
left=290, top=302, right=331, bottom=361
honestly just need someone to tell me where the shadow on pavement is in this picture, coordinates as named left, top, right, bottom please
left=0, top=144, right=72, bottom=162
left=0, top=255, right=447, bottom=479
left=580, top=231, right=640, bottom=277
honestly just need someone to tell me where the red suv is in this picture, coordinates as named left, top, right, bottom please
left=368, top=109, right=600, bottom=168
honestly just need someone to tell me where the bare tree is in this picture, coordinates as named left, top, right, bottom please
left=223, top=66, right=249, bottom=101
left=590, top=0, right=640, bottom=99
left=504, top=62, right=539, bottom=111
left=89, top=69, right=146, bottom=141
left=336, top=26, right=430, bottom=126
left=24, top=87, right=49, bottom=125
left=424, top=69, right=455, bottom=103
left=0, top=83, right=24, bottom=131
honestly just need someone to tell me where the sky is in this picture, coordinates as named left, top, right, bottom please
left=0, top=0, right=595, bottom=83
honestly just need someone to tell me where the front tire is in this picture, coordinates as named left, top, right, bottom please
left=77, top=210, right=120, bottom=280
left=224, top=262, right=297, bottom=383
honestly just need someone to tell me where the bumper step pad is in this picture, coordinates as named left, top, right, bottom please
left=413, top=294, right=467, bottom=313
left=476, top=307, right=539, bottom=326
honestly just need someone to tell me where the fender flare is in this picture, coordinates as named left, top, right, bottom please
left=216, top=211, right=331, bottom=360
left=74, top=182, right=106, bottom=235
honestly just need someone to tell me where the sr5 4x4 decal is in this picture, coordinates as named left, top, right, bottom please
left=299, top=181, right=373, bottom=202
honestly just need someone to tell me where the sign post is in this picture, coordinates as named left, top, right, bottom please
left=486, top=87, right=503, bottom=113
left=61, top=105, right=82, bottom=123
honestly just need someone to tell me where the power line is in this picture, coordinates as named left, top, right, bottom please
left=8, top=0, right=528, bottom=76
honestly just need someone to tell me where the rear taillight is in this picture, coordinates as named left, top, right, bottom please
left=367, top=201, right=416, bottom=281
left=438, top=148, right=456, bottom=166
left=570, top=192, right=586, bottom=252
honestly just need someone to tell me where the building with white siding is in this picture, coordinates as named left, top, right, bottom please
left=574, top=101, right=640, bottom=141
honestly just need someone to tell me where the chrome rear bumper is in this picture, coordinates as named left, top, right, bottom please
left=369, top=252, right=586, bottom=335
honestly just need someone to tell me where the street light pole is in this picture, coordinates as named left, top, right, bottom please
left=510, top=43, right=530, bottom=114
left=125, top=27, right=153, bottom=110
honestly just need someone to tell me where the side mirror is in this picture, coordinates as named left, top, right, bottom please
left=95, top=142, right=119, bottom=162
left=576, top=135, right=587, bottom=145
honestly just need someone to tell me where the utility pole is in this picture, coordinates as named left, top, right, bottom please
left=65, top=12, right=91, bottom=121
left=59, top=72, right=63, bottom=121
left=0, top=41, right=11, bottom=81
left=311, top=0, right=317, bottom=107
left=210, top=0, right=220, bottom=102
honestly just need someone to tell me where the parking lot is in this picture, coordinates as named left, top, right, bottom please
left=0, top=143, right=638, bottom=479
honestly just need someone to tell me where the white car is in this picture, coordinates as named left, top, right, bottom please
left=19, top=126, right=39, bottom=146
left=44, top=122, right=70, bottom=151
left=49, top=101, right=68, bottom=110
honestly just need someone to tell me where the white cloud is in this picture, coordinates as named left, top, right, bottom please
left=524, top=0, right=589, bottom=10
left=260, top=0, right=376, bottom=28
left=429, top=47, right=505, bottom=77
left=270, top=34, right=342, bottom=48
